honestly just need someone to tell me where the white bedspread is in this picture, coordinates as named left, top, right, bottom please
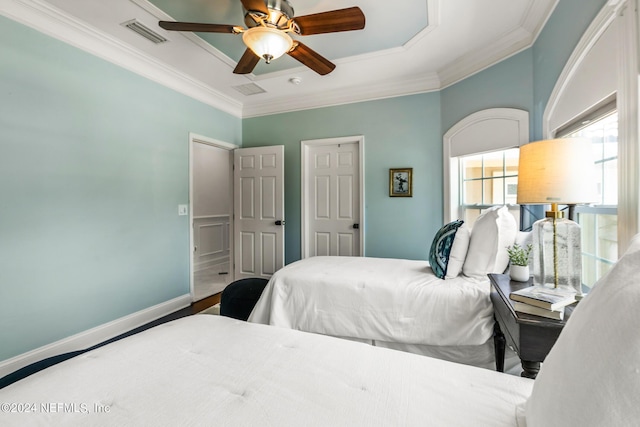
left=249, top=256, right=494, bottom=346
left=0, top=315, right=532, bottom=426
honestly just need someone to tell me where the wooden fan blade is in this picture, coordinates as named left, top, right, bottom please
left=287, top=42, right=336, bottom=75
left=159, top=21, right=238, bottom=33
left=295, top=7, right=365, bottom=35
left=240, top=0, right=269, bottom=15
left=233, top=48, right=261, bottom=74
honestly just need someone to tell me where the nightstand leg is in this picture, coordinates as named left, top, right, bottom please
left=493, top=320, right=506, bottom=372
left=521, top=361, right=541, bottom=379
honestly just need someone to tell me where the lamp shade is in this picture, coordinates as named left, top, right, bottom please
left=242, top=27, right=293, bottom=63
left=517, top=138, right=598, bottom=205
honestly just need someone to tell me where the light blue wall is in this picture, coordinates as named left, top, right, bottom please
left=243, top=93, right=442, bottom=263
left=441, top=50, right=535, bottom=139
left=243, top=50, right=534, bottom=265
left=1, top=0, right=611, bottom=362
left=244, top=0, right=610, bottom=266
left=532, top=0, right=608, bottom=140
left=0, top=16, right=241, bottom=361
left=441, top=0, right=608, bottom=142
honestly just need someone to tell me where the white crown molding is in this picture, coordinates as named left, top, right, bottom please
left=438, top=27, right=533, bottom=89
left=438, top=0, right=557, bottom=89
left=1, top=0, right=558, bottom=119
left=403, top=0, right=440, bottom=49
left=0, top=294, right=191, bottom=378
left=242, top=72, right=441, bottom=118
left=521, top=0, right=559, bottom=39
left=248, top=1, right=441, bottom=85
left=0, top=0, right=243, bottom=117
left=243, top=0, right=442, bottom=117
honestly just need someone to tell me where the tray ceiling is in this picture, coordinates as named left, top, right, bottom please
left=1, top=0, right=558, bottom=117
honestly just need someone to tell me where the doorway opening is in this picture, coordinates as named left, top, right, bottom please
left=189, top=133, right=237, bottom=302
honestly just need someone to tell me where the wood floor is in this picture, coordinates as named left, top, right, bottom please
left=193, top=262, right=231, bottom=301
left=192, top=293, right=221, bottom=313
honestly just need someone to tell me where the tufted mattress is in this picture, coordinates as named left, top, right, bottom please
left=0, top=315, right=532, bottom=426
left=248, top=256, right=494, bottom=348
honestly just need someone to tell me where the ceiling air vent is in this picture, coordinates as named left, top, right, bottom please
left=121, top=19, right=168, bottom=44
left=233, top=83, right=267, bottom=96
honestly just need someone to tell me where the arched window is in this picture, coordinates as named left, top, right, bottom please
left=544, top=1, right=638, bottom=286
left=443, top=108, right=529, bottom=227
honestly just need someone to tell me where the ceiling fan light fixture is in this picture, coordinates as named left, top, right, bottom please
left=242, top=27, right=293, bottom=64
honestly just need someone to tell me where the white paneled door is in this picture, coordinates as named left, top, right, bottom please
left=302, top=136, right=363, bottom=258
left=234, top=146, right=285, bottom=279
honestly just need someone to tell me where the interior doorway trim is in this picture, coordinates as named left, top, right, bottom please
left=301, top=135, right=365, bottom=258
left=188, top=133, right=238, bottom=301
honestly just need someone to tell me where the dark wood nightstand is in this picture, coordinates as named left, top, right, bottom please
left=488, top=273, right=577, bottom=379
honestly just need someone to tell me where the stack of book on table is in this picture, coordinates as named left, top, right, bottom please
left=509, top=286, right=576, bottom=320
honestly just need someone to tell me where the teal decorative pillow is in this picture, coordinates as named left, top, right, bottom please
left=429, top=220, right=464, bottom=279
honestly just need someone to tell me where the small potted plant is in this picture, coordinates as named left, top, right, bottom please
left=506, top=243, right=533, bottom=282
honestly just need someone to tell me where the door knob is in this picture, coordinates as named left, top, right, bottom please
left=275, top=220, right=286, bottom=226
left=353, top=223, right=359, bottom=229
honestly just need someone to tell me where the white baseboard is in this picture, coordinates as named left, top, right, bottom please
left=0, top=294, right=191, bottom=378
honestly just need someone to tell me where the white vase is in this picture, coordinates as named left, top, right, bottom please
left=510, top=264, right=530, bottom=282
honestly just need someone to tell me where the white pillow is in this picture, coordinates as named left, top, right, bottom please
left=445, top=225, right=470, bottom=279
left=514, top=230, right=532, bottom=248
left=526, top=234, right=640, bottom=427
left=461, top=206, right=517, bottom=279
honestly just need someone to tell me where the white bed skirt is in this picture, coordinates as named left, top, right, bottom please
left=334, top=336, right=505, bottom=370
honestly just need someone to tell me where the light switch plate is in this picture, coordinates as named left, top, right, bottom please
left=178, top=204, right=188, bottom=216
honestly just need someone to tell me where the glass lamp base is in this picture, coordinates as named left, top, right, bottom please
left=532, top=216, right=584, bottom=298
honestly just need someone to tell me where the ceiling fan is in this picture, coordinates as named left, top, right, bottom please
left=158, top=0, right=365, bottom=76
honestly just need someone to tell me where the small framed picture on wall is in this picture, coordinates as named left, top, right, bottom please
left=389, top=168, right=413, bottom=197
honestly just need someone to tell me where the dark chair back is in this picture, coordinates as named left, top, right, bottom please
left=220, top=278, right=269, bottom=321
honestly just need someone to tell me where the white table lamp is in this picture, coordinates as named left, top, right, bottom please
left=517, top=138, right=598, bottom=298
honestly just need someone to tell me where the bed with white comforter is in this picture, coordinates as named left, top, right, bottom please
left=248, top=256, right=493, bottom=346
left=2, top=232, right=639, bottom=427
left=248, top=207, right=521, bottom=367
left=0, top=315, right=533, bottom=427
